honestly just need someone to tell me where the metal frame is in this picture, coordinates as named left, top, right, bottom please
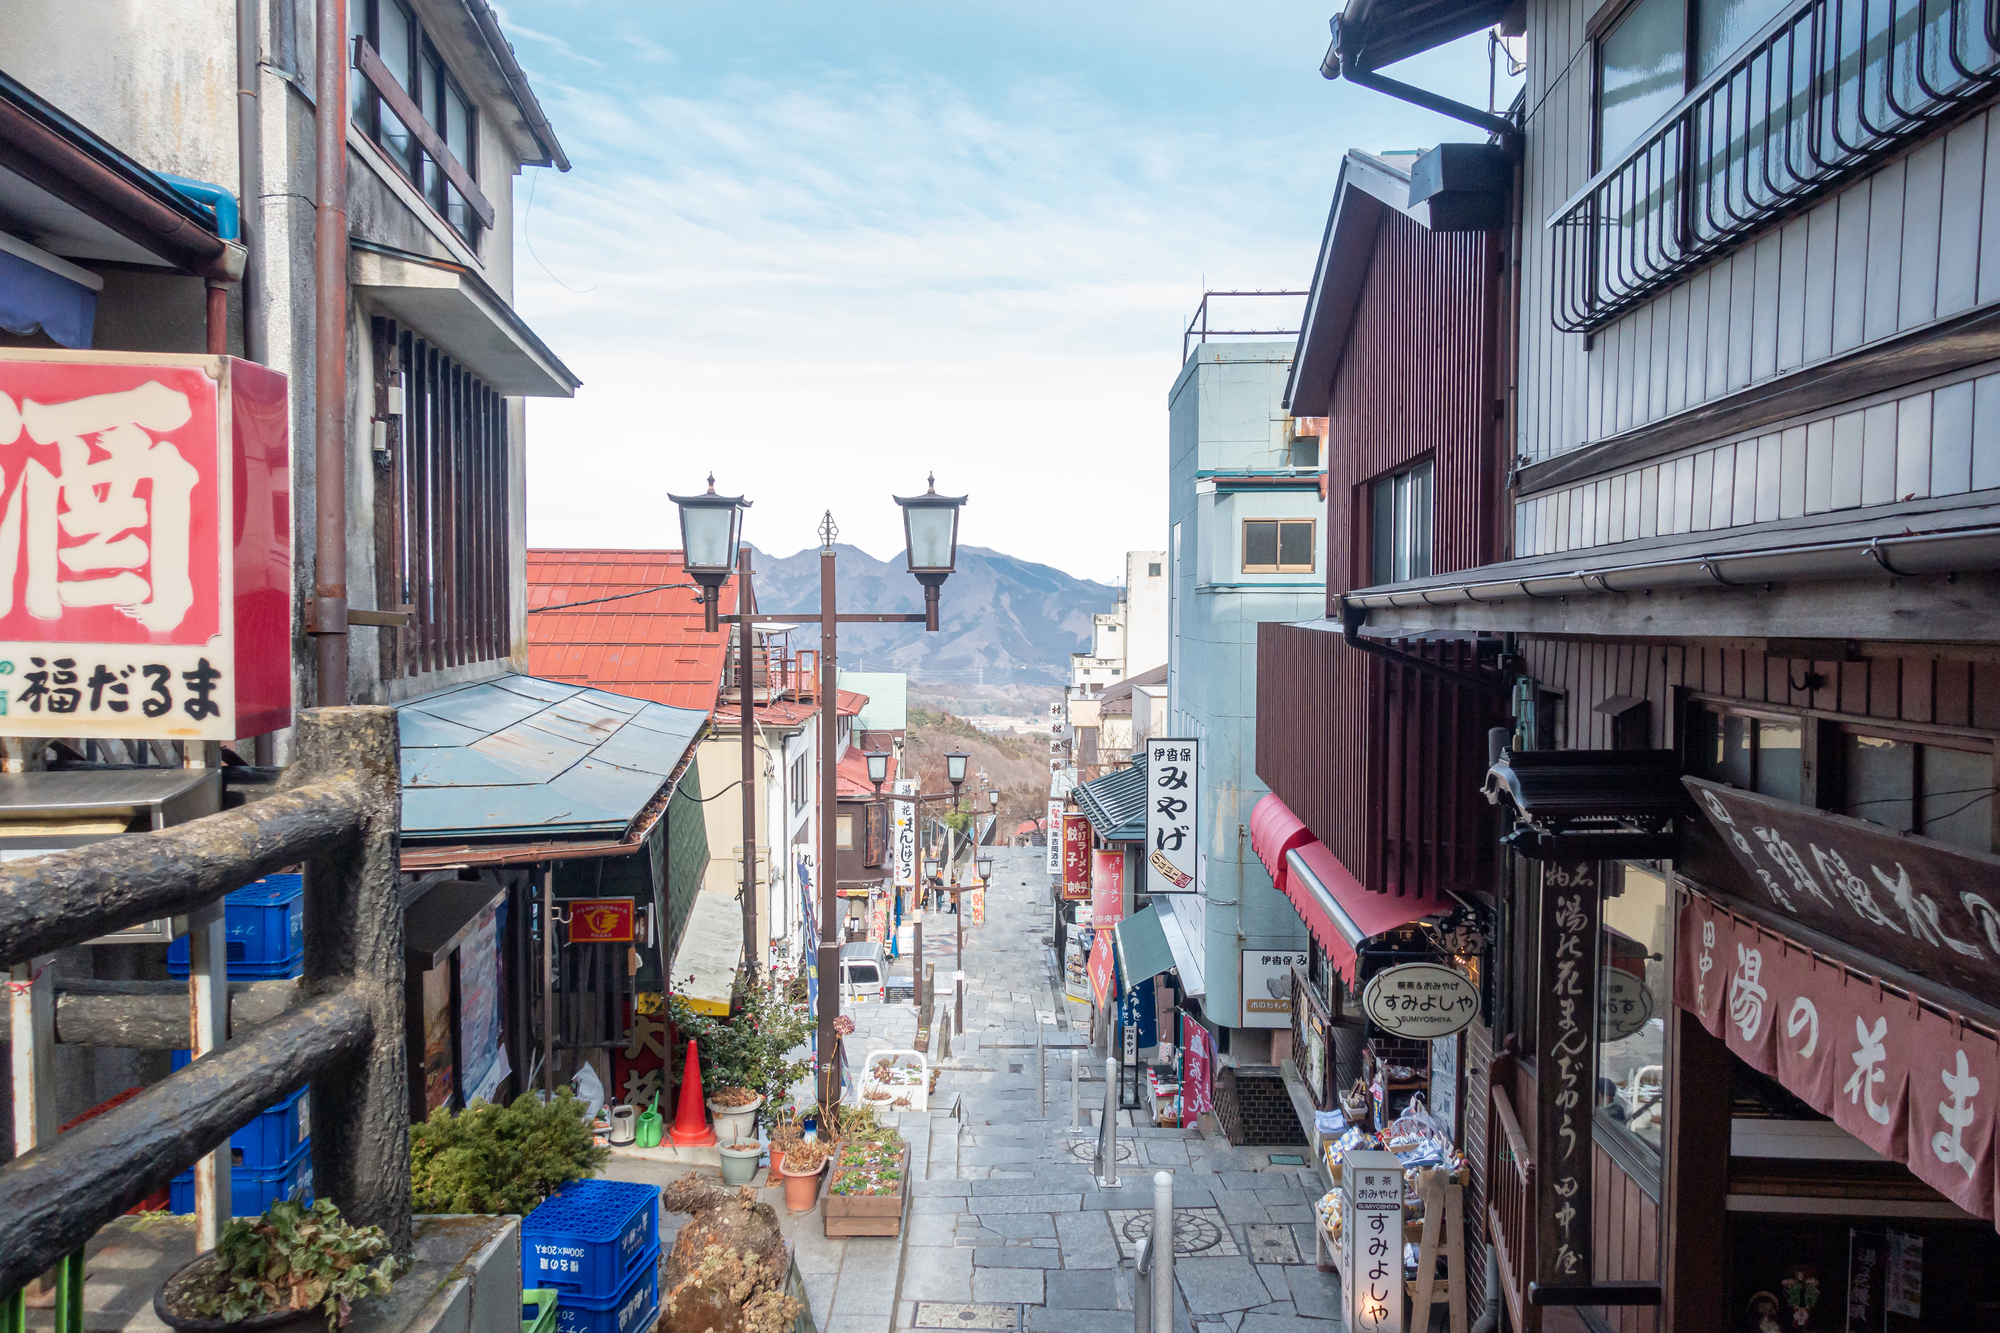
left=1551, top=0, right=2000, bottom=331
left=1181, top=290, right=1308, bottom=363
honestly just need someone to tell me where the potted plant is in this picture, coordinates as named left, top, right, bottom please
left=409, top=1089, right=608, bottom=1215
left=718, top=1137, right=763, bottom=1186
left=154, top=1198, right=399, bottom=1332
left=767, top=1105, right=803, bottom=1176
left=778, top=1137, right=830, bottom=1214
left=821, top=1105, right=909, bottom=1238
left=706, top=1085, right=762, bottom=1144
left=668, top=964, right=813, bottom=1141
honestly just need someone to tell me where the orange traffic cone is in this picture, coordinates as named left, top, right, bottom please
left=670, top=1038, right=717, bottom=1147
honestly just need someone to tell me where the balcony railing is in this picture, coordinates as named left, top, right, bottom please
left=0, top=709, right=408, bottom=1296
left=1549, top=0, right=2000, bottom=331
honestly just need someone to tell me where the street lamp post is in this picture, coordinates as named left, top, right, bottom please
left=672, top=480, right=965, bottom=1118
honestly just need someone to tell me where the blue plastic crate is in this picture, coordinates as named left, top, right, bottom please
left=167, top=875, right=304, bottom=977
left=522, top=1181, right=660, bottom=1298
left=170, top=1138, right=312, bottom=1216
left=551, top=1249, right=657, bottom=1333
left=167, top=1055, right=308, bottom=1171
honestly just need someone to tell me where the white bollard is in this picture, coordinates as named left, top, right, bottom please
left=1037, top=1012, right=1046, bottom=1118
left=1149, top=1171, right=1174, bottom=1333
left=1071, top=1050, right=1083, bottom=1133
left=1094, top=1054, right=1121, bottom=1188
left=1132, top=1235, right=1153, bottom=1333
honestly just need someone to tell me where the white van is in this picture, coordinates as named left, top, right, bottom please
left=840, top=941, right=886, bottom=1002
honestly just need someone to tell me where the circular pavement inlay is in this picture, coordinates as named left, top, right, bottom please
left=1067, top=1138, right=1134, bottom=1163
left=1122, top=1209, right=1225, bottom=1256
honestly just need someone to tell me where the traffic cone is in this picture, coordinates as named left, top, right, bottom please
left=670, top=1038, right=717, bottom=1146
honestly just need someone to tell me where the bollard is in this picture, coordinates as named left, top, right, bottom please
left=1071, top=1050, right=1083, bottom=1133
left=1037, top=1012, right=1047, bottom=1118
left=1149, top=1171, right=1174, bottom=1333
left=1094, top=1055, right=1121, bottom=1188
left=1132, top=1234, right=1152, bottom=1333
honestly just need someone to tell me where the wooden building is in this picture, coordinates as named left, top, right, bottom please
left=1259, top=0, right=2000, bottom=1326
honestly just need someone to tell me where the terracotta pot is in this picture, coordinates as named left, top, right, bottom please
left=154, top=1253, right=325, bottom=1333
left=780, top=1159, right=824, bottom=1213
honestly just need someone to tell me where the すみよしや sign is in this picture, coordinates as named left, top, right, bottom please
left=0, top=352, right=290, bottom=740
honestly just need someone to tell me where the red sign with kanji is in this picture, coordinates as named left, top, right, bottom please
left=1088, top=927, right=1114, bottom=1009
left=1062, top=812, right=1091, bottom=901
left=0, top=352, right=290, bottom=739
left=569, top=898, right=635, bottom=944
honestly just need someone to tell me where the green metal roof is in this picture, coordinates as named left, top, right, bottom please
left=1075, top=751, right=1147, bottom=843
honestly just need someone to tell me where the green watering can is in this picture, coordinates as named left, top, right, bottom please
left=635, top=1092, right=663, bottom=1149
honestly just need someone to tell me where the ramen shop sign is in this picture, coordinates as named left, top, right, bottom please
left=0, top=352, right=291, bottom=740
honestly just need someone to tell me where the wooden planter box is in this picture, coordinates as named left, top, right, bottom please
left=820, top=1142, right=911, bottom=1238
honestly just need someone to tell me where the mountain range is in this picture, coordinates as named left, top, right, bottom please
left=746, top=544, right=1117, bottom=686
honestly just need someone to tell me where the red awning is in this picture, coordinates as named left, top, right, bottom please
left=1249, top=793, right=1316, bottom=896
left=1284, top=840, right=1450, bottom=981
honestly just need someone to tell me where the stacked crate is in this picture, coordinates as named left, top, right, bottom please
left=522, top=1182, right=661, bottom=1333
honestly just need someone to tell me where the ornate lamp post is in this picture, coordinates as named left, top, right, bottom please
left=666, top=475, right=748, bottom=634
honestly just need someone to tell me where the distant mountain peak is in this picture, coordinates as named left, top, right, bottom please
left=745, top=543, right=1117, bottom=685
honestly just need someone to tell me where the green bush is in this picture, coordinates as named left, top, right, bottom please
left=667, top=963, right=813, bottom=1107
left=190, top=1198, right=398, bottom=1330
left=409, top=1090, right=608, bottom=1216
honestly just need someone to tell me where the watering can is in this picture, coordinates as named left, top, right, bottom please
left=635, top=1092, right=663, bottom=1148
left=607, top=1103, right=637, bottom=1146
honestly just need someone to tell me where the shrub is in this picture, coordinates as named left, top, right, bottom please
left=188, top=1198, right=398, bottom=1329
left=409, top=1089, right=608, bottom=1216
left=667, top=964, right=813, bottom=1107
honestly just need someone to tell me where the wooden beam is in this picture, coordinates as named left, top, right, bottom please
left=352, top=38, right=496, bottom=229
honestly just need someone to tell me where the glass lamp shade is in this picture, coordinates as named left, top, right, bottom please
left=988, top=790, right=1000, bottom=808
left=976, top=854, right=994, bottom=881
left=944, top=751, right=969, bottom=786
left=865, top=750, right=889, bottom=786
left=893, top=476, right=968, bottom=574
left=667, top=478, right=748, bottom=574
left=923, top=856, right=940, bottom=878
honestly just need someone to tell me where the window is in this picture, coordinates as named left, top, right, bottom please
left=1841, top=731, right=1994, bottom=854
left=349, top=0, right=484, bottom=247
left=1596, top=0, right=1796, bottom=166
left=1689, top=705, right=1802, bottom=804
left=836, top=815, right=854, bottom=850
left=1242, top=519, right=1316, bottom=574
left=1368, top=461, right=1432, bottom=584
left=791, top=754, right=808, bottom=812
left=1148, top=563, right=1162, bottom=577
left=371, top=318, right=511, bottom=678
left=1598, top=863, right=1669, bottom=1154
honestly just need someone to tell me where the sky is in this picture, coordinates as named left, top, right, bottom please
left=503, top=2, right=1517, bottom=586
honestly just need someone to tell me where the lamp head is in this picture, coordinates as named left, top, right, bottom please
left=864, top=749, right=889, bottom=790
left=667, top=475, right=750, bottom=633
left=893, top=475, right=968, bottom=631
left=944, top=750, right=969, bottom=787
left=976, top=852, right=994, bottom=881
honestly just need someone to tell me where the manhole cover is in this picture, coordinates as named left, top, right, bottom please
left=1246, top=1223, right=1302, bottom=1264
left=1067, top=1137, right=1134, bottom=1163
left=1108, top=1207, right=1242, bottom=1258
left=912, top=1303, right=1020, bottom=1331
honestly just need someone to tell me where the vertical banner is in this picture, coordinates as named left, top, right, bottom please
left=893, top=780, right=917, bottom=889
left=459, top=904, right=511, bottom=1105
left=1088, top=929, right=1115, bottom=1008
left=1091, top=850, right=1125, bottom=926
left=1534, top=859, right=1599, bottom=1290
left=1183, top=1016, right=1214, bottom=1119
left=421, top=966, right=453, bottom=1113
left=1062, top=813, right=1092, bottom=901
left=1145, top=739, right=1199, bottom=891
left=1046, top=798, right=1063, bottom=875
left=1343, top=1150, right=1407, bottom=1333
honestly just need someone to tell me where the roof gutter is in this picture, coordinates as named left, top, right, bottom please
left=1340, top=523, right=2000, bottom=611
left=462, top=0, right=571, bottom=171
left=1339, top=602, right=1514, bottom=696
left=1321, top=16, right=1522, bottom=152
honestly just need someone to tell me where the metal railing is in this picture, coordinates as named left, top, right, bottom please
left=1486, top=1079, right=1539, bottom=1333
left=1549, top=0, right=2000, bottom=331
left=1181, top=290, right=1308, bottom=363
left=0, top=709, right=408, bottom=1297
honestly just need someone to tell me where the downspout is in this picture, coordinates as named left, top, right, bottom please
left=236, top=0, right=263, bottom=364
left=1320, top=17, right=1523, bottom=152
left=312, top=0, right=349, bottom=706
left=1338, top=602, right=1513, bottom=696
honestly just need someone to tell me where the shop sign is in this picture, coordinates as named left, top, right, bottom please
left=1242, top=949, right=1305, bottom=1028
left=1361, top=962, right=1480, bottom=1038
left=1045, top=798, right=1063, bottom=875
left=1535, top=859, right=1599, bottom=1291
left=1144, top=738, right=1199, bottom=891
left=1088, top=928, right=1114, bottom=1008
left=1599, top=968, right=1655, bottom=1041
left=1304, top=1008, right=1327, bottom=1103
left=1342, top=1149, right=1406, bottom=1333
left=460, top=904, right=509, bottom=1105
left=568, top=898, right=635, bottom=944
left=1091, top=850, right=1125, bottom=927
left=1687, top=776, right=2000, bottom=1013
left=893, top=780, right=917, bottom=888
left=0, top=352, right=292, bottom=740
left=1062, top=812, right=1091, bottom=901
left=1678, top=890, right=1999, bottom=1220
left=1183, top=1017, right=1214, bottom=1119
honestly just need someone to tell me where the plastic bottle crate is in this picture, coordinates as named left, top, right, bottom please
left=168, top=1054, right=308, bottom=1171
left=521, top=1180, right=660, bottom=1298
left=170, top=1137, right=312, bottom=1216
left=550, top=1249, right=658, bottom=1333
left=167, top=875, right=305, bottom=977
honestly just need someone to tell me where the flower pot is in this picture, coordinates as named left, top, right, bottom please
left=780, top=1160, right=823, bottom=1213
left=707, top=1091, right=762, bottom=1144
left=719, top=1140, right=763, bottom=1187
left=154, top=1252, right=325, bottom=1333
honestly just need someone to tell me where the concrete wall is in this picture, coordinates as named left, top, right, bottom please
left=1166, top=343, right=1320, bottom=1046
left=1123, top=550, right=1169, bottom=676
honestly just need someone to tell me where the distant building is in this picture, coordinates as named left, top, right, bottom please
left=1068, top=549, right=1167, bottom=689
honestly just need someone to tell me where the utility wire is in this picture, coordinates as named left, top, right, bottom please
left=530, top=582, right=698, bottom=612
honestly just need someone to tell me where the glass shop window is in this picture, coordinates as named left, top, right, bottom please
left=1690, top=704, right=1803, bottom=804
left=1841, top=730, right=1995, bottom=854
left=1598, top=863, right=1669, bottom=1154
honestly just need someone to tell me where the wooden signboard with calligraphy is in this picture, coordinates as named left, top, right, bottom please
left=1534, top=859, right=1599, bottom=1292
left=1685, top=777, right=2000, bottom=1013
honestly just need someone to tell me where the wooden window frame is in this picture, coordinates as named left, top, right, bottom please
left=349, top=0, right=493, bottom=242
left=1241, top=518, right=1317, bottom=575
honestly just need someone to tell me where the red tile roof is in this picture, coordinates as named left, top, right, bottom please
left=526, top=549, right=735, bottom=712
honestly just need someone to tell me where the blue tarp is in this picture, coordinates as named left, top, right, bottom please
left=0, top=247, right=95, bottom=348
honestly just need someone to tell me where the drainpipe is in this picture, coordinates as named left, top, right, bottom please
left=235, top=0, right=263, bottom=363
left=311, top=0, right=349, bottom=706
left=1338, top=603, right=1513, bottom=696
left=1320, top=17, right=1523, bottom=152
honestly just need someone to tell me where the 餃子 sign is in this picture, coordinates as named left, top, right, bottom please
left=0, top=352, right=291, bottom=740
left=1361, top=962, right=1480, bottom=1039
left=1145, top=738, right=1199, bottom=892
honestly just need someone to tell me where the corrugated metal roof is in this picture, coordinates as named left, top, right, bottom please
left=1075, top=751, right=1147, bottom=843
left=526, top=549, right=736, bottom=712
left=400, top=672, right=707, bottom=844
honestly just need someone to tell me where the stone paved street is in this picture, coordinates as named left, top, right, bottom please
left=831, top=846, right=1344, bottom=1333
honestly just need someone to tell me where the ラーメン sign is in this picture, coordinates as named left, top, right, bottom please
left=1360, top=962, right=1480, bottom=1039
left=0, top=351, right=291, bottom=740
